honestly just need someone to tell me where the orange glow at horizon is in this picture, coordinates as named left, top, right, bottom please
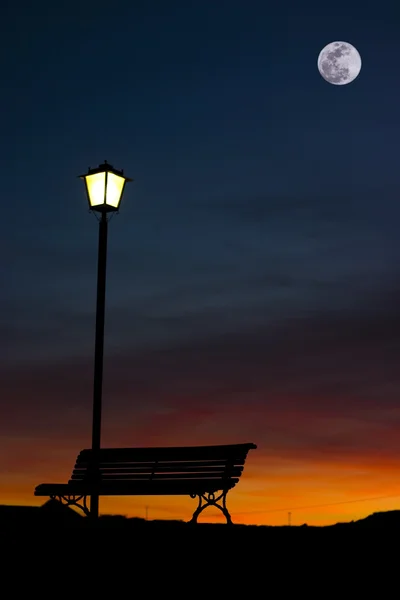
left=2, top=443, right=400, bottom=526
left=2, top=354, right=400, bottom=527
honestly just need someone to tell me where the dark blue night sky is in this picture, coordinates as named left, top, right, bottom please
left=2, top=0, right=400, bottom=524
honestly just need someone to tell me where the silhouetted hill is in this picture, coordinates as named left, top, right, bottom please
left=352, top=509, right=400, bottom=527
left=2, top=503, right=399, bottom=532
left=0, top=500, right=82, bottom=527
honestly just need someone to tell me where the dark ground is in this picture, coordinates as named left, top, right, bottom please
left=1, top=502, right=398, bottom=591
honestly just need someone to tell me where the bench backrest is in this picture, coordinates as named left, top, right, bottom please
left=69, top=443, right=257, bottom=484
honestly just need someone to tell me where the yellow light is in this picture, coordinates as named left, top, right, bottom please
left=106, top=172, right=125, bottom=208
left=86, top=172, right=106, bottom=207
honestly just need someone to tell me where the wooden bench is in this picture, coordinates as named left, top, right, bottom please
left=34, top=443, right=257, bottom=524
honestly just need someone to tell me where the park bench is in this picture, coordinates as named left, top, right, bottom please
left=34, top=442, right=257, bottom=523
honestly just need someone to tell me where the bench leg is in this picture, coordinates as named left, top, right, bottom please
left=189, top=490, right=233, bottom=525
left=49, top=494, right=90, bottom=517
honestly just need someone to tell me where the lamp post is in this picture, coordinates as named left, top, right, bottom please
left=79, top=160, right=132, bottom=519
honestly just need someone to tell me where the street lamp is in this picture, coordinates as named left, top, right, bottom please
left=79, top=160, right=132, bottom=519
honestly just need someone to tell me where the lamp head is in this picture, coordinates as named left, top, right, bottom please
left=79, top=160, right=132, bottom=213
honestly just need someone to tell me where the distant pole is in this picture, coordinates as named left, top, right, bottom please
left=288, top=512, right=292, bottom=526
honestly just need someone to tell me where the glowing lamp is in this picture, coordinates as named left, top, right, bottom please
left=79, top=161, right=132, bottom=213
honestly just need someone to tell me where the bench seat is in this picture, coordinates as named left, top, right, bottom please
left=34, top=442, right=257, bottom=523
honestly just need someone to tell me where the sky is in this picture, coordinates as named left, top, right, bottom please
left=2, top=0, right=400, bottom=525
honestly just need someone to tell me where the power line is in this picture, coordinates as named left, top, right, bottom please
left=235, top=493, right=400, bottom=516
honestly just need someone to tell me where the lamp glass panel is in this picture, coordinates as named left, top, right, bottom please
left=85, top=172, right=106, bottom=207
left=106, top=172, right=125, bottom=208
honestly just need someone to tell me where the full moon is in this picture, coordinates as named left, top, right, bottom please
left=317, top=41, right=362, bottom=85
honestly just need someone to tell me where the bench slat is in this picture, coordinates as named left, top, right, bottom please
left=70, top=470, right=242, bottom=481
left=77, top=443, right=256, bottom=464
left=73, top=459, right=240, bottom=470
left=72, top=465, right=244, bottom=475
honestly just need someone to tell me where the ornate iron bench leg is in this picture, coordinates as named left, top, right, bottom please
left=189, top=490, right=233, bottom=524
left=49, top=494, right=90, bottom=516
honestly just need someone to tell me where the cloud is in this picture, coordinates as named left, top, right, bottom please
left=2, top=276, right=400, bottom=464
left=4, top=184, right=400, bottom=367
